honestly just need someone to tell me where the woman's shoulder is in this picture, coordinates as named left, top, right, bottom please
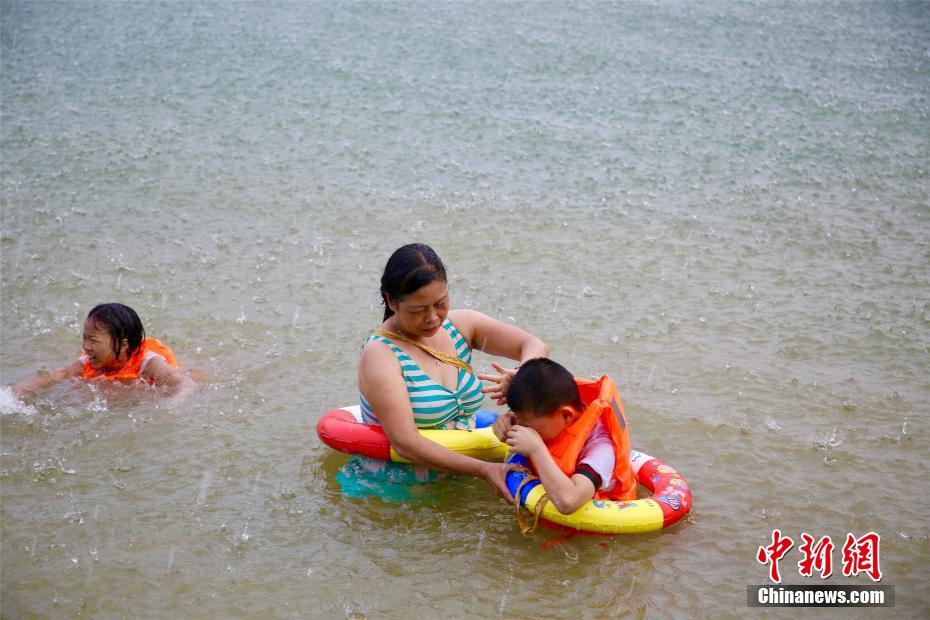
left=447, top=308, right=491, bottom=331
left=359, top=333, right=399, bottom=367
left=447, top=308, right=500, bottom=341
left=358, top=334, right=404, bottom=395
left=361, top=332, right=389, bottom=351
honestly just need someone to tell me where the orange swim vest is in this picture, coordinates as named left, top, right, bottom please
left=80, top=338, right=178, bottom=383
left=536, top=375, right=636, bottom=501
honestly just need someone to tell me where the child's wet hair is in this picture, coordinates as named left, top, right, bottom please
left=86, top=303, right=145, bottom=359
left=506, top=358, right=583, bottom=417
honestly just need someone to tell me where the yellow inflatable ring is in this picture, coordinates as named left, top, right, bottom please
left=316, top=406, right=509, bottom=462
left=505, top=451, right=692, bottom=534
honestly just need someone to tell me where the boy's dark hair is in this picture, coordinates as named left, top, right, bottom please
left=380, top=243, right=447, bottom=321
left=507, top=358, right=583, bottom=417
left=86, top=303, right=145, bottom=359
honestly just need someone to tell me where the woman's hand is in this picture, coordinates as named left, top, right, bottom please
left=505, top=425, right=546, bottom=458
left=480, top=461, right=521, bottom=504
left=477, top=362, right=518, bottom=406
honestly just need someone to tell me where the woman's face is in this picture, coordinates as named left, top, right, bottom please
left=388, top=280, right=449, bottom=338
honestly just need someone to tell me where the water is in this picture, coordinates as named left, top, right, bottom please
left=2, top=1, right=928, bottom=617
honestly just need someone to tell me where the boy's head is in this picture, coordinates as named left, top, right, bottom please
left=506, top=358, right=584, bottom=441
left=83, top=303, right=145, bottom=368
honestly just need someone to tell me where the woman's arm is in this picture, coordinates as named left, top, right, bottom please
left=142, top=357, right=198, bottom=404
left=450, top=309, right=549, bottom=405
left=506, top=425, right=596, bottom=515
left=449, top=309, right=548, bottom=362
left=11, top=360, right=84, bottom=399
left=359, top=341, right=517, bottom=500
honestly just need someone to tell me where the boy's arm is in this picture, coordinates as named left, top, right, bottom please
left=142, top=357, right=198, bottom=404
left=11, top=360, right=84, bottom=398
left=506, top=425, right=597, bottom=515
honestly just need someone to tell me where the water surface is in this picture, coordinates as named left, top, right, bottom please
left=2, top=1, right=929, bottom=617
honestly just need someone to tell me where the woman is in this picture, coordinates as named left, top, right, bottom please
left=358, top=243, right=549, bottom=499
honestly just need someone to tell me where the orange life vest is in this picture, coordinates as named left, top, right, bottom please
left=536, top=375, right=636, bottom=501
left=80, top=338, right=178, bottom=383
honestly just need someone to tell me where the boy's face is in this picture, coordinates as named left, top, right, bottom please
left=82, top=318, right=129, bottom=370
left=513, top=407, right=576, bottom=442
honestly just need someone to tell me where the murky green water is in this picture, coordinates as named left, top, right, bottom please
left=2, top=1, right=929, bottom=617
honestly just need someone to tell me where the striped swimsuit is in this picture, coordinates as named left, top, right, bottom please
left=360, top=319, right=485, bottom=430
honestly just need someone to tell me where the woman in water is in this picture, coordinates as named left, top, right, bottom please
left=11, top=303, right=197, bottom=403
left=358, top=243, right=549, bottom=498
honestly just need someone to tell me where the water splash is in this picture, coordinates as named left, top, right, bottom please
left=86, top=384, right=108, bottom=414
left=0, top=387, right=38, bottom=416
left=814, top=427, right=842, bottom=450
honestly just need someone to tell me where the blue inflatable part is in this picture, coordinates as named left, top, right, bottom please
left=505, top=453, right=540, bottom=504
left=474, top=409, right=499, bottom=429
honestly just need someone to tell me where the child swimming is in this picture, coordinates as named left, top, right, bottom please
left=11, top=303, right=197, bottom=403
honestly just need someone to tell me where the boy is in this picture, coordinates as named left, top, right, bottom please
left=11, top=303, right=197, bottom=403
left=493, top=358, right=635, bottom=514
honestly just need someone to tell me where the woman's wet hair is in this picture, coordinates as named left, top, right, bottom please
left=86, top=303, right=145, bottom=359
left=507, top=358, right=583, bottom=417
left=380, top=243, right=447, bottom=321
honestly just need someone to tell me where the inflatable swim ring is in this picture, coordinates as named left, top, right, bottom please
left=318, top=407, right=692, bottom=534
left=506, top=450, right=692, bottom=534
left=316, top=406, right=508, bottom=463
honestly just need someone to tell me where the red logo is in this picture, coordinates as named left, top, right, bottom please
left=842, top=532, right=882, bottom=582
left=758, top=531, right=882, bottom=583
left=798, top=533, right=834, bottom=579
left=756, top=529, right=794, bottom=584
